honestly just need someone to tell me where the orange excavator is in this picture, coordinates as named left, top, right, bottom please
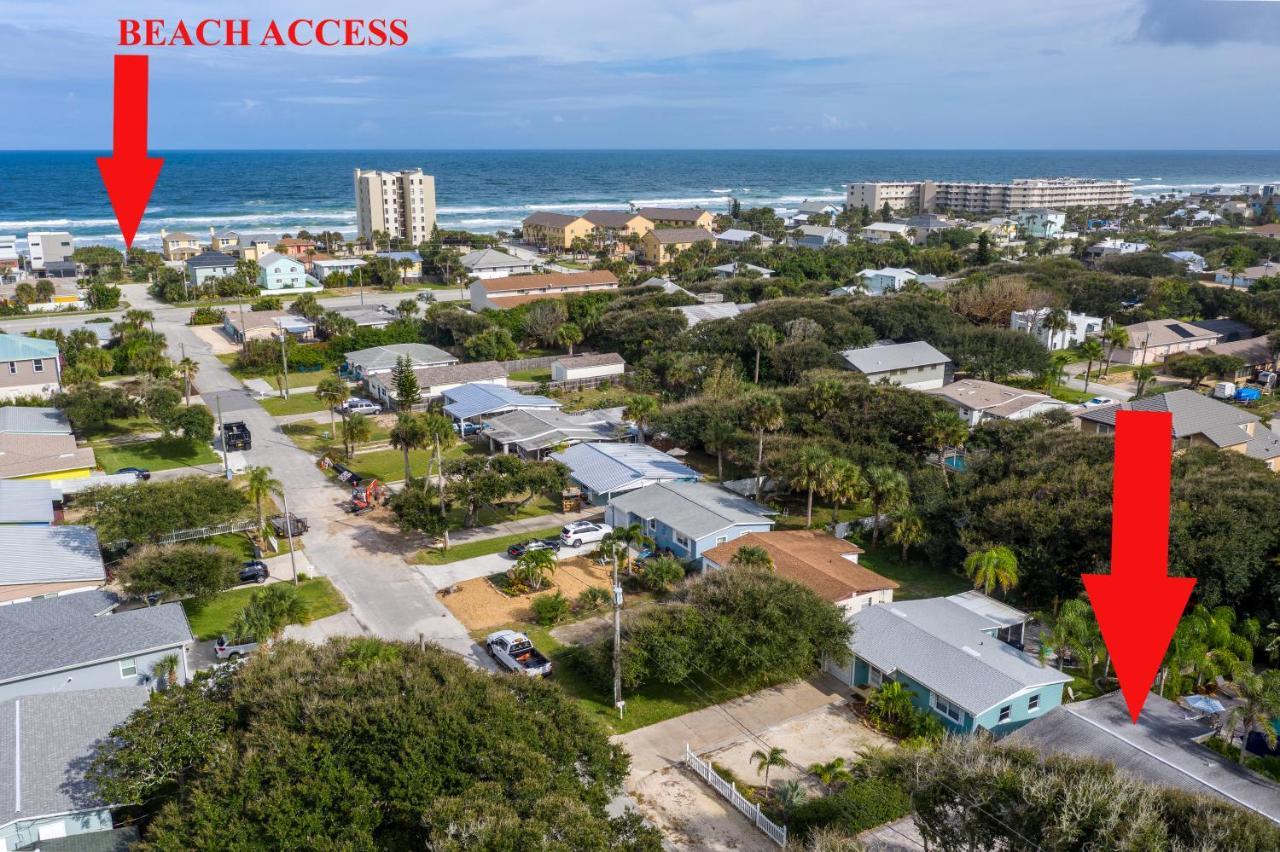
left=347, top=480, right=388, bottom=515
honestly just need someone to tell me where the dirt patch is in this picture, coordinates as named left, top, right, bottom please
left=189, top=324, right=239, bottom=355
left=630, top=768, right=773, bottom=852
left=439, top=556, right=613, bottom=631
left=549, top=613, right=611, bottom=645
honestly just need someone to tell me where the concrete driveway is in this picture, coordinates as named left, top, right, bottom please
left=417, top=542, right=601, bottom=590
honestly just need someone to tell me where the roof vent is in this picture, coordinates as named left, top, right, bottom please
left=888, top=607, right=908, bottom=617
left=961, top=646, right=982, bottom=658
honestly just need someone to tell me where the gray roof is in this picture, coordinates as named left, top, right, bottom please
left=184, top=251, right=237, bottom=269
left=442, top=382, right=559, bottom=420
left=0, top=591, right=192, bottom=686
left=850, top=598, right=1071, bottom=717
left=650, top=228, right=714, bottom=245
left=1208, top=335, right=1273, bottom=366
left=328, top=305, right=397, bottom=327
left=796, top=200, right=838, bottom=214
left=711, top=262, right=773, bottom=275
left=1076, top=389, right=1257, bottom=448
left=552, top=352, right=625, bottom=370
left=608, top=481, right=774, bottom=540
left=0, top=481, right=60, bottom=524
left=552, top=442, right=700, bottom=495
left=0, top=406, right=71, bottom=436
left=841, top=341, right=952, bottom=374
left=582, top=210, right=643, bottom=229
left=461, top=248, right=531, bottom=271
left=0, top=526, right=103, bottom=587
left=412, top=362, right=508, bottom=394
left=635, top=207, right=708, bottom=223
left=1009, top=691, right=1280, bottom=823
left=0, top=687, right=151, bottom=827
left=523, top=211, right=582, bottom=227
left=1193, top=318, right=1254, bottom=342
left=345, top=343, right=458, bottom=374
left=796, top=225, right=847, bottom=238
left=482, top=409, right=627, bottom=453
left=673, top=302, right=756, bottom=327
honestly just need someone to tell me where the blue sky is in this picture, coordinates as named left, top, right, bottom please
left=0, top=0, right=1276, bottom=150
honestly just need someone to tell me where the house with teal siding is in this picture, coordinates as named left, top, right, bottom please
left=256, top=252, right=320, bottom=294
left=605, top=481, right=774, bottom=563
left=827, top=592, right=1070, bottom=736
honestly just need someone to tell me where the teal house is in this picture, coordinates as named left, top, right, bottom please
left=257, top=252, right=320, bottom=293
left=827, top=591, right=1071, bottom=735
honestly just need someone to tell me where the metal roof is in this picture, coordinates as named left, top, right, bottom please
left=551, top=442, right=699, bottom=495
left=850, top=598, right=1070, bottom=717
left=0, top=481, right=59, bottom=524
left=345, top=343, right=457, bottom=374
left=841, top=341, right=951, bottom=374
left=673, top=302, right=756, bottom=327
left=0, top=406, right=70, bottom=436
left=442, top=383, right=560, bottom=420
left=607, top=481, right=774, bottom=540
left=0, top=591, right=192, bottom=685
left=0, top=687, right=151, bottom=827
left=0, top=334, right=58, bottom=362
left=0, top=526, right=103, bottom=586
left=483, top=409, right=627, bottom=453
left=461, top=248, right=530, bottom=271
left=184, top=251, right=237, bottom=268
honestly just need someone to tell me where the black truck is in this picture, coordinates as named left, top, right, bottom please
left=223, top=421, right=252, bottom=451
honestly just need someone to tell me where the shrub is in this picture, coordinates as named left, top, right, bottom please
left=532, top=590, right=571, bottom=626
left=788, top=778, right=912, bottom=838
left=251, top=296, right=283, bottom=311
left=574, top=586, right=611, bottom=615
left=189, top=306, right=226, bottom=325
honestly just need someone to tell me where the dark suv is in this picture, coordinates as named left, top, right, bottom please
left=239, top=561, right=269, bottom=584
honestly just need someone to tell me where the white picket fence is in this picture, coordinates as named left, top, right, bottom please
left=684, top=744, right=787, bottom=847
left=159, top=518, right=258, bottom=545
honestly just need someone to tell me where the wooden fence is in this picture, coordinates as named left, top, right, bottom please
left=684, top=744, right=787, bottom=847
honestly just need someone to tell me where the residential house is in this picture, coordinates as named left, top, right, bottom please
left=185, top=250, right=238, bottom=288
left=158, top=229, right=201, bottom=262
left=639, top=276, right=693, bottom=297
left=1076, top=389, right=1280, bottom=472
left=0, top=526, right=105, bottom=605
left=1009, top=307, right=1104, bottom=349
left=328, top=305, right=398, bottom=330
left=929, top=379, right=1071, bottom=427
left=976, top=216, right=1023, bottom=244
left=859, top=222, right=912, bottom=244
left=374, top=251, right=424, bottom=281
left=0, top=236, right=20, bottom=281
left=639, top=228, right=714, bottom=265
left=1211, top=262, right=1280, bottom=289
left=208, top=228, right=240, bottom=253
left=481, top=408, right=629, bottom=458
left=1194, top=318, right=1256, bottom=343
left=1014, top=208, right=1067, bottom=238
left=343, top=342, right=457, bottom=381
left=551, top=442, right=699, bottom=505
left=0, top=590, right=192, bottom=702
left=1206, top=336, right=1276, bottom=379
left=26, top=232, right=74, bottom=271
left=0, top=687, right=151, bottom=850
left=839, top=341, right=953, bottom=390
left=1009, top=691, right=1280, bottom=824
left=257, top=252, right=318, bottom=293
left=1083, top=239, right=1150, bottom=268
left=900, top=213, right=957, bottom=245
left=858, top=267, right=922, bottom=295
left=711, top=262, right=773, bottom=279
left=0, top=480, right=62, bottom=526
left=469, top=271, right=619, bottom=311
left=442, top=382, right=558, bottom=423
left=605, top=481, right=775, bottom=563
left=310, top=257, right=367, bottom=284
left=1110, top=319, right=1220, bottom=365
left=232, top=235, right=274, bottom=263
left=221, top=310, right=316, bottom=345
left=460, top=248, right=537, bottom=280
left=634, top=207, right=715, bottom=230
left=0, top=280, right=83, bottom=312
left=1250, top=224, right=1280, bottom=239
left=366, top=362, right=505, bottom=408
left=825, top=594, right=1071, bottom=735
left=521, top=212, right=593, bottom=250
left=673, top=302, right=756, bottom=327
left=581, top=210, right=654, bottom=249
left=702, top=530, right=897, bottom=615
left=0, top=334, right=61, bottom=401
left=1164, top=250, right=1207, bottom=273
left=276, top=237, right=316, bottom=257
left=789, top=200, right=840, bottom=225
left=0, top=433, right=95, bottom=481
left=714, top=229, right=775, bottom=248
left=792, top=225, right=848, bottom=248
left=40, top=261, right=78, bottom=281
left=551, top=353, right=626, bottom=383
left=0, top=407, right=70, bottom=437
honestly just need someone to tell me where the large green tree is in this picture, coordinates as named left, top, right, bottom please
left=116, top=543, right=240, bottom=606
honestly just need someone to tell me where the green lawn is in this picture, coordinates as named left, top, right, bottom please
left=94, top=437, right=219, bottom=473
left=1005, top=377, right=1094, bottom=404
left=857, top=545, right=969, bottom=601
left=507, top=368, right=552, bottom=383
left=182, top=577, right=348, bottom=641
left=284, top=418, right=482, bottom=483
left=259, top=392, right=331, bottom=417
left=217, top=353, right=338, bottom=391
left=208, top=532, right=257, bottom=561
left=82, top=415, right=160, bottom=440
left=413, top=524, right=564, bottom=566
left=555, top=385, right=631, bottom=412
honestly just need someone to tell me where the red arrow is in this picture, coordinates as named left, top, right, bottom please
left=96, top=55, right=163, bottom=250
left=1082, top=410, right=1195, bottom=723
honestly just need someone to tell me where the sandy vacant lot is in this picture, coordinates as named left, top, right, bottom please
left=440, top=556, right=612, bottom=631
left=189, top=324, right=239, bottom=355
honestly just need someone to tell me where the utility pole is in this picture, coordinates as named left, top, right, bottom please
left=279, top=330, right=290, bottom=400
left=612, top=550, right=624, bottom=720
left=356, top=268, right=364, bottom=306
left=180, top=342, right=189, bottom=404
left=281, top=489, right=299, bottom=586
left=237, top=297, right=247, bottom=353
left=216, top=395, right=229, bottom=479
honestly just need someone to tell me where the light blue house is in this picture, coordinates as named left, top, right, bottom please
left=605, top=481, right=774, bottom=563
left=1014, top=208, right=1066, bottom=239
left=827, top=591, right=1071, bottom=736
left=552, top=442, right=699, bottom=505
left=1, top=687, right=149, bottom=850
left=185, top=250, right=238, bottom=288
left=792, top=225, right=848, bottom=248
left=257, top=252, right=319, bottom=293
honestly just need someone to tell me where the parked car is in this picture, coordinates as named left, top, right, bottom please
left=416, top=291, right=437, bottom=303
left=506, top=538, right=562, bottom=559
left=560, top=520, right=610, bottom=547
left=340, top=398, right=381, bottom=416
left=214, top=635, right=258, bottom=660
left=115, top=466, right=151, bottom=481
left=486, top=630, right=552, bottom=677
left=239, top=561, right=269, bottom=584
left=1082, top=397, right=1112, bottom=409
left=453, top=421, right=483, bottom=436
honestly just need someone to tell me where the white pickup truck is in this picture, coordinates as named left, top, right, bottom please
left=486, top=630, right=553, bottom=677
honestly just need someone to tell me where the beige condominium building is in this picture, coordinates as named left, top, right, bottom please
left=520, top=212, right=594, bottom=250
left=354, top=168, right=437, bottom=247
left=846, top=178, right=1133, bottom=215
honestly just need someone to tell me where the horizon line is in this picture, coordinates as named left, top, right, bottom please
left=2, top=147, right=1280, bottom=154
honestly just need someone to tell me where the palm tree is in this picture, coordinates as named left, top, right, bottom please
left=749, top=746, right=788, bottom=786
left=421, top=411, right=457, bottom=549
left=729, top=544, right=773, bottom=571
left=1222, top=671, right=1280, bottom=765
left=1046, top=350, right=1074, bottom=391
left=230, top=583, right=306, bottom=643
left=617, top=522, right=655, bottom=575
left=510, top=548, right=557, bottom=592
left=772, top=779, right=807, bottom=815
left=746, top=323, right=779, bottom=383
left=888, top=509, right=926, bottom=560
left=244, top=465, right=283, bottom=532
left=1133, top=365, right=1156, bottom=397
left=867, top=681, right=915, bottom=727
left=77, top=346, right=114, bottom=378
left=177, top=356, right=199, bottom=405
left=787, top=445, right=833, bottom=528
left=702, top=419, right=735, bottom=481
left=623, top=394, right=660, bottom=445
left=963, top=545, right=1019, bottom=597
left=746, top=392, right=785, bottom=501
left=342, top=412, right=372, bottom=461
left=864, top=465, right=908, bottom=547
left=389, top=413, right=429, bottom=484
left=150, top=653, right=180, bottom=689
left=808, top=757, right=853, bottom=792
left=1102, top=324, right=1130, bottom=376
left=1043, top=308, right=1069, bottom=351
left=552, top=322, right=584, bottom=355
left=1162, top=604, right=1256, bottom=696
left=820, top=458, right=864, bottom=527
left=314, top=376, right=349, bottom=440
left=1079, top=338, right=1105, bottom=393
left=925, top=409, right=967, bottom=484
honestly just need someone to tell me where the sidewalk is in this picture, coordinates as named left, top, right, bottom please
left=447, top=505, right=605, bottom=545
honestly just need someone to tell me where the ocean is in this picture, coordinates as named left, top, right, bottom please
left=1, top=149, right=1278, bottom=250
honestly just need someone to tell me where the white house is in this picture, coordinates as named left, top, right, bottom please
left=859, top=222, right=912, bottom=244
left=366, top=362, right=506, bottom=407
left=1083, top=239, right=1149, bottom=269
left=792, top=225, right=848, bottom=248
left=344, top=342, right=458, bottom=380
left=673, top=302, right=757, bottom=327
left=1009, top=308, right=1103, bottom=350
left=257, top=252, right=320, bottom=293
left=788, top=200, right=840, bottom=225
left=461, top=248, right=537, bottom=279
left=711, top=262, right=774, bottom=279
left=1164, top=251, right=1207, bottom=273
left=1014, top=208, right=1067, bottom=238
left=310, top=257, right=366, bottom=284
left=929, top=379, right=1071, bottom=427
left=840, top=341, right=953, bottom=390
left=714, top=229, right=775, bottom=248
left=858, top=267, right=921, bottom=295
left=550, top=353, right=625, bottom=382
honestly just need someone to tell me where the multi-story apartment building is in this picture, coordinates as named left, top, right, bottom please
left=846, top=178, right=1132, bottom=215
left=520, top=212, right=593, bottom=250
left=353, top=168, right=438, bottom=248
left=26, top=232, right=74, bottom=271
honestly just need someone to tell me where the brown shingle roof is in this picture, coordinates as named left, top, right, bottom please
left=1207, top=335, right=1274, bottom=367
left=277, top=238, right=315, bottom=247
left=701, top=531, right=896, bottom=602
left=651, top=228, right=714, bottom=245
left=523, top=211, right=584, bottom=228
left=583, top=210, right=649, bottom=229
left=0, top=433, right=96, bottom=478
left=636, top=207, right=710, bottom=223
left=478, top=271, right=619, bottom=294
left=553, top=352, right=625, bottom=369
left=412, top=360, right=507, bottom=389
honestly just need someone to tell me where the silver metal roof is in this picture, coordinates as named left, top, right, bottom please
left=0, top=525, right=103, bottom=586
left=442, top=383, right=560, bottom=420
left=841, top=341, right=951, bottom=374
left=0, top=406, right=71, bottom=436
left=607, top=481, right=774, bottom=540
left=552, top=442, right=699, bottom=495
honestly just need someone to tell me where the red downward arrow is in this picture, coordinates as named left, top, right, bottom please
left=97, top=55, right=163, bottom=250
left=1082, top=410, right=1195, bottom=723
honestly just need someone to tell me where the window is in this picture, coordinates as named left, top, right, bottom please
left=7, top=361, right=14, bottom=374
left=932, top=695, right=963, bottom=723
left=867, top=665, right=883, bottom=688
left=1028, top=694, right=1040, bottom=712
left=998, top=704, right=1012, bottom=723
left=32, top=359, right=43, bottom=373
left=119, top=657, right=137, bottom=677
